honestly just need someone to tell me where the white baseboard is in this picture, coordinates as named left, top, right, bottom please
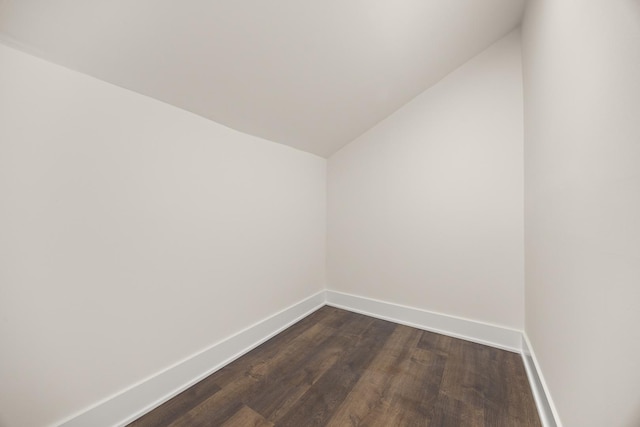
left=57, top=291, right=326, bottom=427
left=326, top=291, right=563, bottom=425
left=521, top=334, right=562, bottom=427
left=325, top=290, right=522, bottom=352
left=56, top=290, right=558, bottom=427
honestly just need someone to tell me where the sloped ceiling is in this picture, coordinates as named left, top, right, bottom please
left=0, top=0, right=525, bottom=157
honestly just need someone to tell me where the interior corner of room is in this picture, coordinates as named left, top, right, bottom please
left=1, top=0, right=639, bottom=426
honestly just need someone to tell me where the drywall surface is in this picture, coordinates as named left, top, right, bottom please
left=522, top=1, right=640, bottom=426
left=327, top=32, right=525, bottom=330
left=0, top=43, right=325, bottom=427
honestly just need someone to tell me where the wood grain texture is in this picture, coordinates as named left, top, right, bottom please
left=128, top=306, right=540, bottom=427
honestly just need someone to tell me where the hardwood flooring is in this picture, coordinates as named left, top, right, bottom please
left=128, top=306, right=540, bottom=427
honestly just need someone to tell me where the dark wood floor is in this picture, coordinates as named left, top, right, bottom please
left=128, top=306, right=540, bottom=427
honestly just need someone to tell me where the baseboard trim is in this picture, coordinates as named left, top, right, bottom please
left=57, top=291, right=326, bottom=427
left=56, top=291, right=558, bottom=427
left=325, top=291, right=560, bottom=425
left=325, top=290, right=522, bottom=352
left=521, top=334, right=562, bottom=427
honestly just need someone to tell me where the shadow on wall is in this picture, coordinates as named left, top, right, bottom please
left=632, top=406, right=640, bottom=427
left=630, top=0, right=640, bottom=25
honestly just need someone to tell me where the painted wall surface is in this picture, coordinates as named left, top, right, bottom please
left=0, top=44, right=326, bottom=427
left=327, top=32, right=525, bottom=329
left=522, top=1, right=640, bottom=426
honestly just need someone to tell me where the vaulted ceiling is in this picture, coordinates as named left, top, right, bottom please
left=0, top=0, right=525, bottom=157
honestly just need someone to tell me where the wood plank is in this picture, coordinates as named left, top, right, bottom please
left=220, top=405, right=274, bottom=427
left=274, top=318, right=397, bottom=427
left=325, top=325, right=446, bottom=427
left=246, top=314, right=384, bottom=423
left=430, top=394, right=485, bottom=427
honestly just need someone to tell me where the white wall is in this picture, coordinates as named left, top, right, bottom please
left=327, top=32, right=525, bottom=330
left=522, top=1, right=640, bottom=426
left=0, top=44, right=325, bottom=427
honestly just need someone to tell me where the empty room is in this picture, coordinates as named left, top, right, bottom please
left=1, top=1, right=638, bottom=426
